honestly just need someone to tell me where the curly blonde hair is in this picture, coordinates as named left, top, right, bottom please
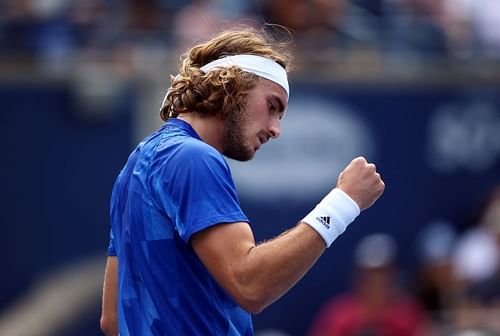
left=160, top=26, right=292, bottom=121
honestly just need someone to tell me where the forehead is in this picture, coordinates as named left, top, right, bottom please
left=256, top=78, right=288, bottom=103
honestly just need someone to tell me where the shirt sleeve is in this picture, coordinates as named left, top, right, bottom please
left=107, top=228, right=116, bottom=256
left=151, top=142, right=249, bottom=242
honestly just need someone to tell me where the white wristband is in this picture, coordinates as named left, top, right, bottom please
left=302, top=188, right=360, bottom=248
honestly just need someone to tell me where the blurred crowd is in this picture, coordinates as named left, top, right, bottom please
left=0, top=0, right=499, bottom=77
left=308, top=185, right=500, bottom=336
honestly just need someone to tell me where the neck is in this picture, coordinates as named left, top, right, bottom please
left=177, top=113, right=224, bottom=153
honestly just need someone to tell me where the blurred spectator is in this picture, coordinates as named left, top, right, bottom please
left=0, top=0, right=498, bottom=77
left=382, top=0, right=451, bottom=58
left=1, top=0, right=77, bottom=67
left=448, top=186, right=500, bottom=334
left=308, top=233, right=429, bottom=336
left=1, top=0, right=40, bottom=58
left=412, top=221, right=461, bottom=327
left=443, top=0, right=500, bottom=59
left=68, top=0, right=120, bottom=50
left=172, top=0, right=258, bottom=53
left=452, top=226, right=498, bottom=285
left=259, top=0, right=349, bottom=51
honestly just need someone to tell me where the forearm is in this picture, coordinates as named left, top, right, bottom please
left=100, top=256, right=118, bottom=336
left=233, top=223, right=325, bottom=312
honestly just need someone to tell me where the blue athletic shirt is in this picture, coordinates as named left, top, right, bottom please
left=108, top=118, right=253, bottom=335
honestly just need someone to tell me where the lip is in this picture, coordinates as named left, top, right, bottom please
left=255, top=138, right=263, bottom=151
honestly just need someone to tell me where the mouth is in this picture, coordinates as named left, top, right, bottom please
left=258, top=135, right=269, bottom=146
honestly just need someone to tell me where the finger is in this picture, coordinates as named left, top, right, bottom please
left=353, top=156, right=367, bottom=165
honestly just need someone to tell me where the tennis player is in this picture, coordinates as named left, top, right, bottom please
left=100, top=26, right=385, bottom=336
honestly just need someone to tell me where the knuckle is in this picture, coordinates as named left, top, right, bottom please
left=355, top=156, right=366, bottom=164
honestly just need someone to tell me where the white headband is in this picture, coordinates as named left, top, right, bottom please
left=201, top=54, right=289, bottom=97
left=162, top=54, right=289, bottom=109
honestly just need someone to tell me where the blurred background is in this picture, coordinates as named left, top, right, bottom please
left=0, top=0, right=499, bottom=335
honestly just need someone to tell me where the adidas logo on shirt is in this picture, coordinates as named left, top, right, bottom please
left=316, top=216, right=331, bottom=229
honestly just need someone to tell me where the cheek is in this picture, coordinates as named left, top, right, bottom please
left=248, top=98, right=268, bottom=116
left=243, top=103, right=270, bottom=134
left=247, top=120, right=266, bottom=136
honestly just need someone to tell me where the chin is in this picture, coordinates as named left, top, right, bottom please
left=225, top=148, right=255, bottom=162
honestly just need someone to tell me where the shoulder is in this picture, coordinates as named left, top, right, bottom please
left=169, top=137, right=227, bottom=170
left=151, top=134, right=231, bottom=182
left=178, top=137, right=221, bottom=158
left=153, top=119, right=226, bottom=166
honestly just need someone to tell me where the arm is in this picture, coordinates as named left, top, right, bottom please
left=191, top=156, right=384, bottom=313
left=192, top=220, right=325, bottom=313
left=100, top=256, right=118, bottom=336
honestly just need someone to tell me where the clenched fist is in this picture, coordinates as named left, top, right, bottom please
left=336, top=157, right=385, bottom=211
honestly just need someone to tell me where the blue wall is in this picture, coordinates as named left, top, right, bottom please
left=0, top=82, right=133, bottom=318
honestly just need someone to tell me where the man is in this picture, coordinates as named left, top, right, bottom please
left=100, top=27, right=385, bottom=335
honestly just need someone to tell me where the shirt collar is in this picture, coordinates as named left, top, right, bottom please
left=165, top=118, right=202, bottom=141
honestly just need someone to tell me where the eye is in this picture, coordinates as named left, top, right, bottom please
left=268, top=101, right=276, bottom=112
left=268, top=97, right=285, bottom=120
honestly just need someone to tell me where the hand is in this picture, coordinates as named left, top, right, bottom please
left=336, top=156, right=385, bottom=211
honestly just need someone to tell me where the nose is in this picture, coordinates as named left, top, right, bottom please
left=268, top=119, right=281, bottom=139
